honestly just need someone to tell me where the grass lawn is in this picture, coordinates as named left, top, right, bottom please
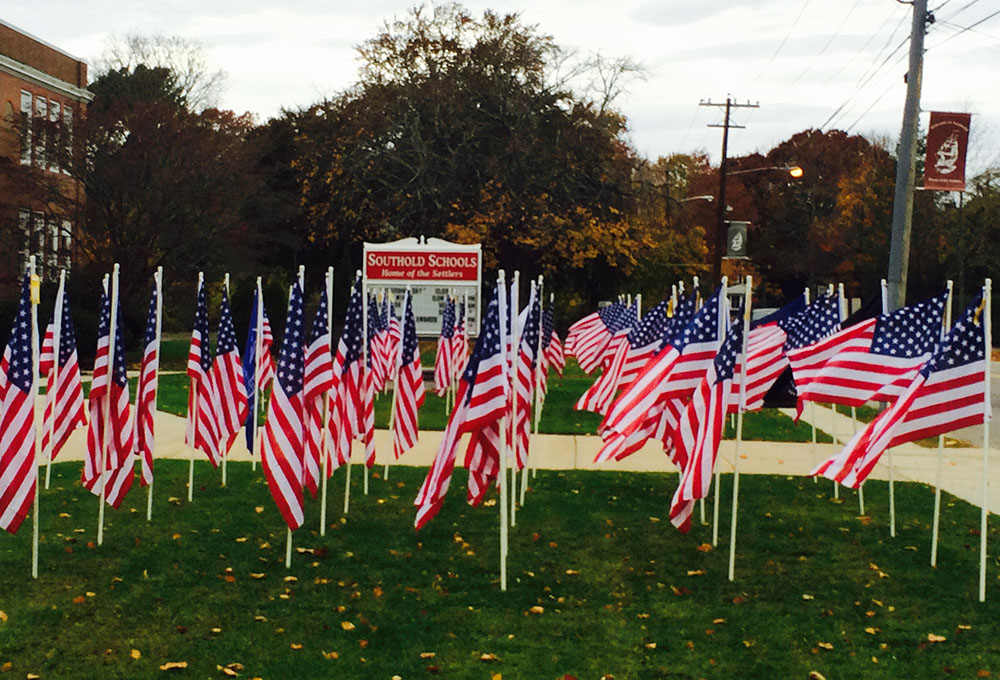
left=1, top=461, right=998, bottom=678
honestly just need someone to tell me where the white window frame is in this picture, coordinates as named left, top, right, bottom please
left=62, top=105, right=73, bottom=175
left=18, top=210, right=30, bottom=272
left=34, top=96, right=47, bottom=169
left=60, top=219, right=72, bottom=269
left=48, top=100, right=60, bottom=173
left=19, top=91, right=32, bottom=166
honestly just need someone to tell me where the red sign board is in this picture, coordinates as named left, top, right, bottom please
left=924, top=112, right=972, bottom=192
left=364, top=250, right=479, bottom=281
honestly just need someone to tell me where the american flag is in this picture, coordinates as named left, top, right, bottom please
left=261, top=282, right=306, bottom=530
left=134, top=282, right=160, bottom=487
left=433, top=296, right=456, bottom=397
left=0, top=275, right=37, bottom=534
left=670, top=325, right=743, bottom=531
left=599, top=301, right=639, bottom=368
left=576, top=298, right=671, bottom=415
left=84, top=291, right=135, bottom=509
left=793, top=291, right=947, bottom=409
left=367, top=294, right=389, bottom=393
left=597, top=288, right=727, bottom=463
left=386, top=296, right=401, bottom=380
left=451, top=299, right=470, bottom=379
left=327, top=277, right=375, bottom=469
left=513, top=285, right=541, bottom=469
left=415, top=281, right=507, bottom=528
left=393, top=290, right=426, bottom=458
left=567, top=302, right=621, bottom=375
left=242, top=288, right=275, bottom=452
left=40, top=283, right=86, bottom=463
left=541, top=305, right=565, bottom=387
left=813, top=292, right=987, bottom=488
left=303, top=284, right=334, bottom=497
left=186, top=279, right=220, bottom=466
left=211, top=287, right=249, bottom=459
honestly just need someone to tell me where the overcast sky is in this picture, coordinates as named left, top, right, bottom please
left=8, top=1, right=1000, bottom=173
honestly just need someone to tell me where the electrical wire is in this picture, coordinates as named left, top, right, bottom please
left=820, top=2, right=900, bottom=87
left=788, top=0, right=863, bottom=87
left=844, top=81, right=898, bottom=133
left=751, top=0, right=812, bottom=85
left=928, top=7, right=1000, bottom=49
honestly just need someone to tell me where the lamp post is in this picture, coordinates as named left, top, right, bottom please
left=712, top=164, right=803, bottom=284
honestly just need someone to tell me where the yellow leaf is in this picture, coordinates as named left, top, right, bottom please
left=171, top=533, right=181, bottom=540
left=322, top=650, right=339, bottom=660
left=817, top=642, right=833, bottom=650
left=565, top=569, right=579, bottom=575
left=959, top=624, right=972, bottom=630
left=0, top=611, right=6, bottom=623
left=686, top=570, right=705, bottom=576
left=26, top=675, right=39, bottom=680
left=491, top=674, right=502, bottom=680
left=0, top=662, right=10, bottom=672
left=284, top=576, right=298, bottom=583
left=250, top=573, right=266, bottom=579
left=808, top=673, right=827, bottom=680
left=130, top=649, right=141, bottom=660
left=159, top=661, right=188, bottom=670
left=219, top=666, right=238, bottom=677
left=419, top=652, right=436, bottom=659
left=373, top=586, right=383, bottom=598
left=341, top=621, right=355, bottom=631
left=696, top=543, right=712, bottom=553
left=927, top=633, right=946, bottom=643
left=255, top=506, right=264, bottom=514
left=290, top=643, right=303, bottom=650
left=480, top=653, right=499, bottom=661
left=712, top=618, right=726, bottom=624
left=645, top=642, right=656, bottom=649
left=211, top=627, right=222, bottom=634
left=865, top=627, right=877, bottom=635
left=528, top=606, right=544, bottom=615
left=802, top=594, right=815, bottom=600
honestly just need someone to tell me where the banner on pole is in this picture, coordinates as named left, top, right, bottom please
left=724, top=221, right=749, bottom=259
left=924, top=112, right=971, bottom=192
left=364, top=237, right=482, bottom=336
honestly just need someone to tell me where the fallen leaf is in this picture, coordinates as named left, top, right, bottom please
left=290, top=643, right=303, bottom=650
left=743, top=640, right=755, bottom=648
left=250, top=573, right=265, bottom=579
left=322, top=650, right=339, bottom=660
left=0, top=662, right=10, bottom=672
left=865, top=627, right=877, bottom=635
left=480, top=653, right=498, bottom=661
left=637, top=613, right=650, bottom=619
left=959, top=624, right=973, bottom=631
left=548, top=541, right=558, bottom=548
left=645, top=642, right=656, bottom=649
left=373, top=586, right=383, bottom=598
left=340, top=621, right=355, bottom=631
left=565, top=569, right=579, bottom=575
left=159, top=661, right=188, bottom=670
left=696, top=543, right=712, bottom=553
left=817, top=642, right=833, bottom=650
left=808, top=673, right=827, bottom=680
left=219, top=666, right=238, bottom=677
left=0, top=611, right=6, bottom=623
left=211, top=627, right=222, bottom=634
left=255, top=506, right=264, bottom=514
left=927, top=633, right=946, bottom=643
left=528, top=606, right=544, bottom=615
left=130, top=649, right=141, bottom=660
left=171, top=533, right=181, bottom=540
left=732, top=596, right=746, bottom=604
left=226, top=663, right=244, bottom=672
left=977, top=671, right=991, bottom=677
left=712, top=618, right=726, bottom=624
left=254, top=615, right=267, bottom=622
left=284, top=576, right=297, bottom=583
left=802, top=594, right=815, bottom=600
left=235, top=537, right=247, bottom=543
left=686, top=570, right=705, bottom=576
left=224, top=575, right=236, bottom=583
left=491, top=673, right=502, bottom=680
left=419, top=652, right=436, bottom=659
left=26, top=675, right=39, bottom=680
left=72, top=596, right=86, bottom=604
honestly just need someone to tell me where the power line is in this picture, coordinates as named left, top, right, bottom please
left=938, top=0, right=982, bottom=23
left=937, top=18, right=1000, bottom=43
left=788, top=0, right=863, bottom=87
left=825, top=48, right=909, bottom=131
left=844, top=81, right=898, bottom=133
left=928, top=7, right=1000, bottom=48
left=820, top=3, right=899, bottom=87
left=751, top=0, right=812, bottom=85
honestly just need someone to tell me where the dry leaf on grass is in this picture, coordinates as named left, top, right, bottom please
left=290, top=643, right=303, bottom=650
left=686, top=570, right=705, bottom=576
left=817, top=642, right=833, bottom=650
left=322, top=651, right=338, bottom=660
left=130, top=649, right=141, bottom=660
left=927, top=633, right=946, bottom=643
left=0, top=611, right=6, bottom=623
left=249, top=573, right=265, bottom=579
left=159, top=661, right=188, bottom=671
left=480, top=653, right=498, bottom=661
left=801, top=594, right=815, bottom=600
left=528, top=606, right=544, bottom=615
left=341, top=621, right=355, bottom=631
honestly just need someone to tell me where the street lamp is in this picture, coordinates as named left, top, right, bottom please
left=712, top=163, right=804, bottom=285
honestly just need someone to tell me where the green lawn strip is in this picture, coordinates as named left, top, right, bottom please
left=1, top=462, right=997, bottom=678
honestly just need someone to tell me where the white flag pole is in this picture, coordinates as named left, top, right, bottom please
left=931, top=279, right=954, bottom=567
left=147, top=266, right=163, bottom=522
left=29, top=257, right=41, bottom=579
left=252, top=277, right=263, bottom=473
left=509, top=271, right=520, bottom=528
left=188, top=271, right=203, bottom=503
left=221, top=273, right=231, bottom=487
left=728, top=276, right=752, bottom=580
left=853, top=406, right=864, bottom=514
left=320, top=267, right=333, bottom=535
left=636, top=292, right=642, bottom=320
left=979, top=278, right=992, bottom=602
left=345, top=270, right=363, bottom=514
left=44, top=270, right=65, bottom=490
left=711, top=277, right=730, bottom=546
left=98, top=264, right=120, bottom=546
left=497, top=271, right=509, bottom=591
left=522, top=276, right=543, bottom=505
left=879, top=279, right=896, bottom=537
left=363, top=278, right=371, bottom=496
left=692, top=281, right=708, bottom=525
left=833, top=283, right=848, bottom=500
left=532, top=288, right=549, bottom=482
left=288, top=271, right=303, bottom=571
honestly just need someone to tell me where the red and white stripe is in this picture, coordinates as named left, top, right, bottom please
left=262, top=377, right=305, bottom=530
left=393, top=292, right=426, bottom=459
left=0, top=296, right=36, bottom=535
left=135, top=327, right=158, bottom=487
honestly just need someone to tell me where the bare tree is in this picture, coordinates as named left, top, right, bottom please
left=93, top=32, right=228, bottom=111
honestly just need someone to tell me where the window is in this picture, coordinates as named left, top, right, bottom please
left=46, top=217, right=59, bottom=273
left=48, top=101, right=60, bottom=172
left=19, top=91, right=31, bottom=165
left=62, top=105, right=73, bottom=174
left=32, top=212, right=46, bottom=279
left=34, top=96, right=47, bottom=169
left=18, top=210, right=30, bottom=272
left=60, top=220, right=72, bottom=270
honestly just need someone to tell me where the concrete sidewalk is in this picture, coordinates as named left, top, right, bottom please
left=45, top=403, right=997, bottom=514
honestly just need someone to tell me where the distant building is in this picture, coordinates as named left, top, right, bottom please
left=0, top=19, right=92, bottom=284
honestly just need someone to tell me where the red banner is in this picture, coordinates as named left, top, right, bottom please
left=924, top=112, right=971, bottom=192
left=365, top=250, right=479, bottom=281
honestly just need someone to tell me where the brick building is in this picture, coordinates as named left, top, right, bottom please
left=0, top=19, right=91, bottom=284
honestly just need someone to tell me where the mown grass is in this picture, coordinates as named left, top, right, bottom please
left=1, top=461, right=998, bottom=678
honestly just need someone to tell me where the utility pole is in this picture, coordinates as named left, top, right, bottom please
left=702, top=96, right=759, bottom=286
left=886, top=0, right=930, bottom=311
